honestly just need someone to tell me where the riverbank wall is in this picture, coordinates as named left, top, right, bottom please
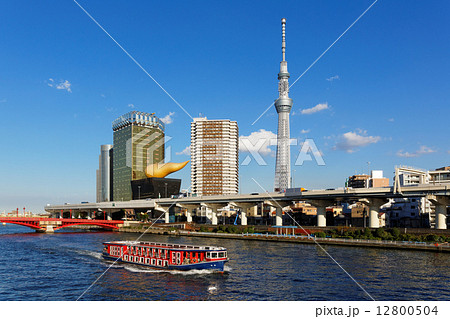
left=118, top=226, right=450, bottom=253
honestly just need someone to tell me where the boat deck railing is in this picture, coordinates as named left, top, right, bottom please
left=108, top=240, right=226, bottom=251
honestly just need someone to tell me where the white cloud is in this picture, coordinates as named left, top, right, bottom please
left=388, top=118, right=394, bottom=122
left=239, top=129, right=277, bottom=156
left=326, top=75, right=340, bottom=82
left=301, top=102, right=329, bottom=115
left=128, top=103, right=135, bottom=108
left=334, top=130, right=380, bottom=153
left=176, top=145, right=191, bottom=156
left=161, top=112, right=175, bottom=124
left=396, top=145, right=436, bottom=158
left=47, top=79, right=72, bottom=93
left=300, top=129, right=310, bottom=134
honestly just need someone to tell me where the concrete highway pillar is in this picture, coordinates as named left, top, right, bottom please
left=229, top=202, right=255, bottom=226
left=316, top=206, right=327, bottom=227
left=435, top=205, right=447, bottom=229
left=309, top=200, right=334, bottom=227
left=426, top=195, right=449, bottom=230
left=211, top=209, right=218, bottom=225
left=359, top=198, right=388, bottom=228
left=275, top=207, right=283, bottom=226
left=264, top=200, right=292, bottom=227
left=203, top=203, right=225, bottom=226
left=165, top=211, right=169, bottom=223
left=154, top=204, right=170, bottom=223
left=369, top=205, right=380, bottom=228
left=178, top=204, right=198, bottom=224
left=435, top=205, right=447, bottom=230
left=186, top=208, right=193, bottom=223
left=241, top=211, right=247, bottom=226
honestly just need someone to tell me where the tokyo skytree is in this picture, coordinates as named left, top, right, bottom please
left=274, top=18, right=293, bottom=192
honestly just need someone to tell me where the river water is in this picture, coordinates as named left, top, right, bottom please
left=0, top=224, right=449, bottom=301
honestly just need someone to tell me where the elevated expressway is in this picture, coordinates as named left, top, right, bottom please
left=45, top=184, right=450, bottom=229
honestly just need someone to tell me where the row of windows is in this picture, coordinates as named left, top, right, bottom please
left=127, top=246, right=172, bottom=259
left=123, top=255, right=168, bottom=267
left=206, top=251, right=227, bottom=259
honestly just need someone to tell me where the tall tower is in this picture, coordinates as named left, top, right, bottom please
left=96, top=144, right=113, bottom=202
left=274, top=18, right=293, bottom=191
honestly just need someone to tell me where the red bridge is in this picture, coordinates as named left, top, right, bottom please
left=0, top=217, right=124, bottom=233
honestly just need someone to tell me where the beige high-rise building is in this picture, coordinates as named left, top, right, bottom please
left=190, top=117, right=238, bottom=196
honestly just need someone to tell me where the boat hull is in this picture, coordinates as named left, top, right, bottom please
left=102, top=253, right=227, bottom=272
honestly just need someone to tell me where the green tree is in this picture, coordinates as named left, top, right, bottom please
left=375, top=228, right=387, bottom=239
left=315, top=232, right=326, bottom=238
left=363, top=228, right=372, bottom=238
left=425, top=234, right=439, bottom=242
left=390, top=228, right=401, bottom=240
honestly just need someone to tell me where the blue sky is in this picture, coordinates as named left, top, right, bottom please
left=0, top=0, right=449, bottom=214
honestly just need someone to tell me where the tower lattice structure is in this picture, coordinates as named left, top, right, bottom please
left=274, top=18, right=293, bottom=191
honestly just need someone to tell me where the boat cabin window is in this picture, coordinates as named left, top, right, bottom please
left=218, top=252, right=226, bottom=258
left=211, top=252, right=218, bottom=259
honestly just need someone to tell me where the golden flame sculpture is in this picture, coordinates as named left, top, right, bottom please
left=145, top=161, right=189, bottom=178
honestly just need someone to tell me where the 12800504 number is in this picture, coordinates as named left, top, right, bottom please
left=377, top=306, right=438, bottom=316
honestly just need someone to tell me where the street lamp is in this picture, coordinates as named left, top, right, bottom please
left=138, top=186, right=141, bottom=200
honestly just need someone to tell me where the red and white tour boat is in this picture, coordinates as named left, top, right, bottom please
left=102, top=241, right=229, bottom=272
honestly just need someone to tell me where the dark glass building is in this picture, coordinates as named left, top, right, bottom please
left=112, top=111, right=165, bottom=201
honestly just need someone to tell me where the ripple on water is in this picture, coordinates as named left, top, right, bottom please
left=1, top=226, right=450, bottom=301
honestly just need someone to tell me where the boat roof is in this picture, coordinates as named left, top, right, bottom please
left=104, top=241, right=226, bottom=251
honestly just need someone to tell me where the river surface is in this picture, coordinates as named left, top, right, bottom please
left=0, top=224, right=449, bottom=301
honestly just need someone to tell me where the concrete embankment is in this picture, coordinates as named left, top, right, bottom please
left=118, top=227, right=450, bottom=253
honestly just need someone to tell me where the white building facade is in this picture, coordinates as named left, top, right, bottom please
left=389, top=166, right=448, bottom=228
left=190, top=117, right=239, bottom=196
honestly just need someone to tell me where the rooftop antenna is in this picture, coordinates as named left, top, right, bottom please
left=281, top=18, right=286, bottom=61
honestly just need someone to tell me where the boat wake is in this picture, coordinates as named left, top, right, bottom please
left=120, top=264, right=232, bottom=276
left=70, top=248, right=103, bottom=261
